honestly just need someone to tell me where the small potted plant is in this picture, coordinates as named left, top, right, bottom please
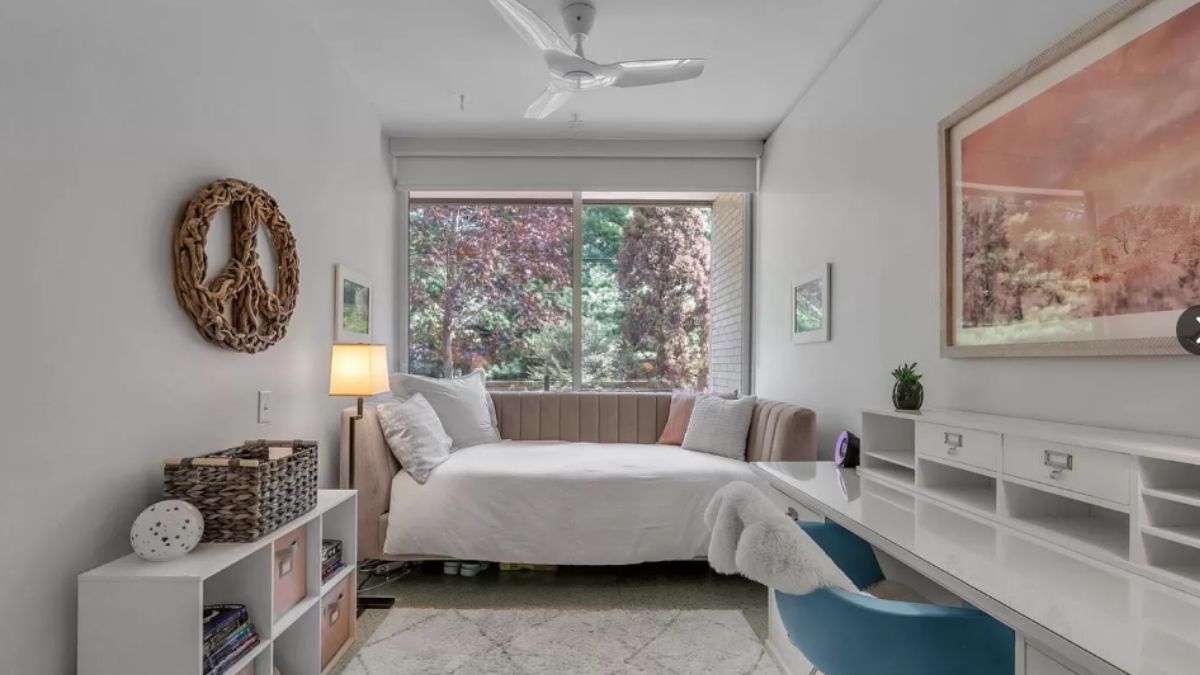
left=891, top=362, right=924, bottom=412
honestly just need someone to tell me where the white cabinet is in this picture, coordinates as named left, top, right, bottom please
left=861, top=408, right=1200, bottom=600
left=78, top=490, right=358, bottom=675
left=917, top=422, right=1001, bottom=472
left=1004, top=436, right=1131, bottom=506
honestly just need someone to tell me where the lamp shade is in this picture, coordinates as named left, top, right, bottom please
left=329, top=344, right=390, bottom=397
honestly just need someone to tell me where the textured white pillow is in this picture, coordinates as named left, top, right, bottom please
left=376, top=394, right=453, bottom=484
left=389, top=369, right=501, bottom=449
left=682, top=395, right=758, bottom=459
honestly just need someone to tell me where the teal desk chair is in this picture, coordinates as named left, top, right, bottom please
left=774, top=521, right=1014, bottom=675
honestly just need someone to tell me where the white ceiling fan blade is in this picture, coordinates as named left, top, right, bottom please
left=488, top=0, right=575, bottom=55
left=525, top=85, right=573, bottom=119
left=606, top=58, right=705, bottom=88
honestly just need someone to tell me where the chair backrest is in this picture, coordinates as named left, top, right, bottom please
left=774, top=522, right=1015, bottom=675
left=800, top=522, right=883, bottom=590
left=775, top=589, right=1015, bottom=675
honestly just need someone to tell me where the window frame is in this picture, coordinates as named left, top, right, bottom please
left=399, top=190, right=753, bottom=393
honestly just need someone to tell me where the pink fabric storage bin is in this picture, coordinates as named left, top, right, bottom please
left=320, top=576, right=352, bottom=670
left=273, top=524, right=307, bottom=617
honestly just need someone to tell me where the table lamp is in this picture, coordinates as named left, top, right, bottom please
left=329, top=343, right=390, bottom=489
left=328, top=343, right=396, bottom=613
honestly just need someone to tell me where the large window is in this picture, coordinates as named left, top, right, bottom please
left=407, top=192, right=747, bottom=392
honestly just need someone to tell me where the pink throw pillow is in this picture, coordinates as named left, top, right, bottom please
left=659, top=393, right=700, bottom=445
left=659, top=390, right=737, bottom=445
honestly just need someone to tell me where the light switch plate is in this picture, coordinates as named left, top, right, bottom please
left=258, top=390, right=272, bottom=424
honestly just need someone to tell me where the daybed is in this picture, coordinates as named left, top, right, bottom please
left=341, top=391, right=816, bottom=564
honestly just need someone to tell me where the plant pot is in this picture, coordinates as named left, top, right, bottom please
left=892, top=381, right=924, bottom=411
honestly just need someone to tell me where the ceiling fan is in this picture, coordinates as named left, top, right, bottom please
left=488, top=0, right=706, bottom=119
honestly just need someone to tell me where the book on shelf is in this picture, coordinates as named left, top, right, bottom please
left=322, top=562, right=346, bottom=583
left=322, top=539, right=342, bottom=562
left=202, top=604, right=248, bottom=641
left=322, top=539, right=344, bottom=582
left=204, top=619, right=248, bottom=654
left=203, top=628, right=259, bottom=675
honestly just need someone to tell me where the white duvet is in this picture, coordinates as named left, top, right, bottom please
left=384, top=440, right=766, bottom=565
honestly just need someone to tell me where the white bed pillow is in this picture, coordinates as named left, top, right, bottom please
left=376, top=394, right=453, bottom=484
left=681, top=395, right=758, bottom=460
left=390, top=369, right=501, bottom=449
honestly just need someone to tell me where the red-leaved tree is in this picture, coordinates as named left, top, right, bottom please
left=408, top=204, right=572, bottom=378
left=616, top=206, right=711, bottom=390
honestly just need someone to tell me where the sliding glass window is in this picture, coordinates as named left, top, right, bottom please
left=407, top=191, right=748, bottom=393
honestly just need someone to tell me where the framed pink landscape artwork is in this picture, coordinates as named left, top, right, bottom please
left=940, top=0, right=1200, bottom=357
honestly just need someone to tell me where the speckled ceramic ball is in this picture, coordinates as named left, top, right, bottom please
left=130, top=500, right=204, bottom=561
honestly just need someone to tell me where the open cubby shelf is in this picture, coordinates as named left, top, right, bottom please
left=1143, top=487, right=1200, bottom=509
left=918, top=457, right=997, bottom=517
left=1144, top=531, right=1200, bottom=584
left=924, top=485, right=997, bottom=515
left=862, top=449, right=916, bottom=470
left=1139, top=457, right=1200, bottom=589
left=1141, top=457, right=1200, bottom=492
left=857, top=464, right=915, bottom=489
left=1004, top=480, right=1130, bottom=560
left=79, top=490, right=358, bottom=675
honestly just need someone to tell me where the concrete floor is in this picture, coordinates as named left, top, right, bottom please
left=330, top=561, right=768, bottom=674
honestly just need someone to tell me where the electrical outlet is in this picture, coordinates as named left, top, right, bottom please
left=257, top=390, right=272, bottom=424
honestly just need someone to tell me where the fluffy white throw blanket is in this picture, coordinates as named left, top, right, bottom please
left=705, top=482, right=855, bottom=595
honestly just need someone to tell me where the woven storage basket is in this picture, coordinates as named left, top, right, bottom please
left=163, top=439, right=318, bottom=543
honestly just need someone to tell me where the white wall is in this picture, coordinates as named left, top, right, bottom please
left=0, top=1, right=395, bottom=672
left=756, top=0, right=1200, bottom=458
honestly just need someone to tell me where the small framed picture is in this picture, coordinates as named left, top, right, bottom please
left=335, top=264, right=372, bottom=343
left=791, top=263, right=831, bottom=345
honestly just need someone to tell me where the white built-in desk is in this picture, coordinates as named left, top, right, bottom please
left=754, top=461, right=1200, bottom=675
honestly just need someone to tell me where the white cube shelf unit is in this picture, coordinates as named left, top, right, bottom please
left=859, top=408, right=1200, bottom=599
left=79, top=490, right=358, bottom=675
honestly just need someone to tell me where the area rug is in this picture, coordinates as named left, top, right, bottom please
left=339, top=607, right=780, bottom=675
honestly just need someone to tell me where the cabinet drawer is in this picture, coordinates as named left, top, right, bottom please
left=916, top=423, right=999, bottom=472
left=273, top=524, right=308, bottom=617
left=321, top=576, right=353, bottom=669
left=1003, top=436, right=1131, bottom=505
left=768, top=486, right=821, bottom=523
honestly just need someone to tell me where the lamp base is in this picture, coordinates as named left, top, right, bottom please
left=349, top=398, right=400, bottom=616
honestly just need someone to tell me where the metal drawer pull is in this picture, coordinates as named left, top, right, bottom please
left=1044, top=450, right=1073, bottom=480
left=944, top=432, right=963, bottom=455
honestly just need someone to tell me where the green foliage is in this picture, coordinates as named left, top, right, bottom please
left=891, top=362, right=922, bottom=384
left=408, top=202, right=713, bottom=390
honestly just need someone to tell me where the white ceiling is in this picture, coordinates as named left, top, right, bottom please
left=292, top=0, right=876, bottom=140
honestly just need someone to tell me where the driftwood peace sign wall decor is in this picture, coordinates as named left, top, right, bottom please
left=173, top=178, right=300, bottom=353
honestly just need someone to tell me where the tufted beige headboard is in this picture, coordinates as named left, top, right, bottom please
left=488, top=392, right=816, bottom=464
left=341, top=391, right=816, bottom=559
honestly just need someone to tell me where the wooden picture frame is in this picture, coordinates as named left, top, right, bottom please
left=334, top=264, right=372, bottom=343
left=792, top=263, right=831, bottom=345
left=940, top=0, right=1197, bottom=357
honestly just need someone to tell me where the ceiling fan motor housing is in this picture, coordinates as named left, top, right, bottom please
left=562, top=1, right=596, bottom=38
